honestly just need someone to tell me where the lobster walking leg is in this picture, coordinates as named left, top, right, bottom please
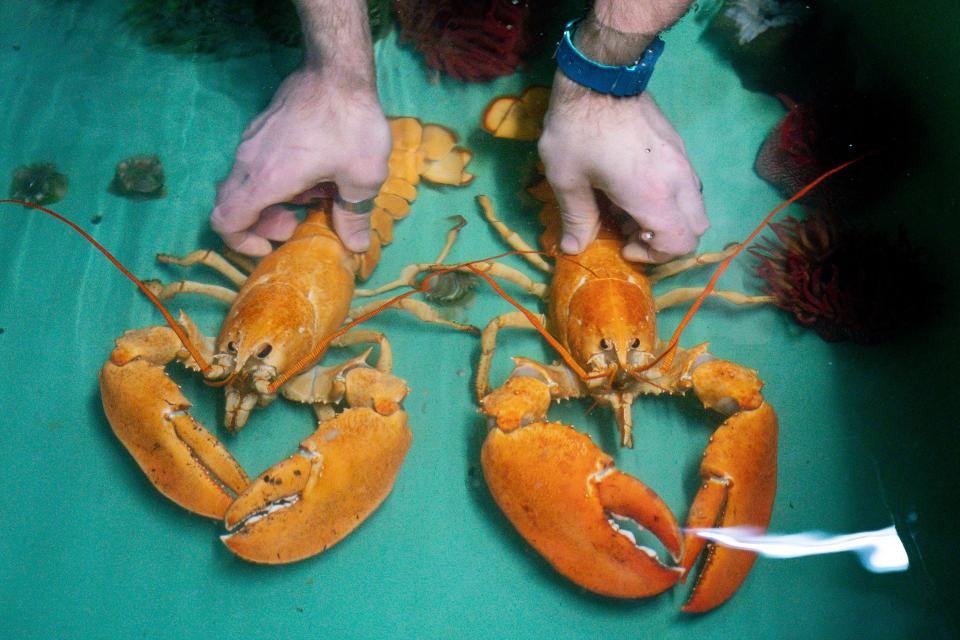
left=143, top=279, right=238, bottom=304
left=655, top=288, right=773, bottom=312
left=157, top=250, right=249, bottom=286
left=475, top=311, right=546, bottom=400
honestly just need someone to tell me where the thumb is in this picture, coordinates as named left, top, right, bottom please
left=331, top=178, right=382, bottom=254
left=551, top=179, right=601, bottom=254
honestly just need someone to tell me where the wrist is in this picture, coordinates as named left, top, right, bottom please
left=296, top=0, right=376, bottom=91
left=573, top=12, right=657, bottom=66
left=591, top=0, right=694, bottom=34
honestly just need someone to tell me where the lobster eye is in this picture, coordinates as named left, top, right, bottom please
left=599, top=339, right=611, bottom=351
left=630, top=338, right=642, bottom=349
left=227, top=341, right=237, bottom=353
left=257, top=344, right=273, bottom=359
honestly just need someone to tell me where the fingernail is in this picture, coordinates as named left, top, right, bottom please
left=560, top=233, right=583, bottom=254
left=345, top=231, right=371, bottom=253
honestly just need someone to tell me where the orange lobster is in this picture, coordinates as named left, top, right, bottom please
left=11, top=117, right=475, bottom=565
left=463, top=91, right=859, bottom=611
left=472, top=185, right=776, bottom=611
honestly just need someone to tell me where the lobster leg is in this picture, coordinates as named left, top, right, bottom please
left=677, top=356, right=778, bottom=613
left=476, top=194, right=552, bottom=273
left=157, top=249, right=249, bottom=286
left=221, top=360, right=412, bottom=564
left=475, top=311, right=547, bottom=400
left=346, top=297, right=477, bottom=334
left=142, top=279, right=238, bottom=304
left=646, top=244, right=739, bottom=283
left=480, top=369, right=683, bottom=598
left=654, top=288, right=773, bottom=312
left=99, top=314, right=249, bottom=519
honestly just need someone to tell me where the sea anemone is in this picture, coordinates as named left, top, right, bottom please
left=755, top=92, right=918, bottom=211
left=750, top=211, right=935, bottom=344
left=721, top=0, right=809, bottom=45
left=395, top=0, right=547, bottom=82
left=110, top=154, right=166, bottom=199
left=423, top=270, right=480, bottom=306
left=8, top=162, right=68, bottom=205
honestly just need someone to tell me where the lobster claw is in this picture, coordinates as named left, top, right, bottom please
left=482, top=419, right=683, bottom=598
left=680, top=359, right=778, bottom=613
left=222, top=405, right=411, bottom=564
left=100, top=324, right=249, bottom=519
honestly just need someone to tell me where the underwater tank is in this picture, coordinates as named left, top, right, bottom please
left=0, top=0, right=957, bottom=637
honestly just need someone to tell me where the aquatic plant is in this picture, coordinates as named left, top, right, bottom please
left=109, top=154, right=166, bottom=199
left=423, top=270, right=480, bottom=306
left=750, top=211, right=935, bottom=344
left=8, top=162, right=68, bottom=205
left=395, top=0, right=547, bottom=82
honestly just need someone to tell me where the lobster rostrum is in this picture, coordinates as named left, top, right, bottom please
left=78, top=117, right=473, bottom=564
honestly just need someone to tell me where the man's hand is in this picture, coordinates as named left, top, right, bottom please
left=210, top=69, right=390, bottom=255
left=539, top=73, right=707, bottom=263
left=210, top=0, right=388, bottom=256
left=539, top=0, right=705, bottom=263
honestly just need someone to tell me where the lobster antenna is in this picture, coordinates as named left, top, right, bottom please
left=1, top=199, right=212, bottom=372
left=656, top=154, right=870, bottom=370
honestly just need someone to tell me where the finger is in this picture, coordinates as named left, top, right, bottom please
left=211, top=153, right=321, bottom=255
left=621, top=235, right=676, bottom=263
left=252, top=205, right=299, bottom=242
left=332, top=167, right=386, bottom=253
left=603, top=194, right=696, bottom=264
left=290, top=183, right=336, bottom=205
left=673, top=173, right=709, bottom=237
left=550, top=179, right=601, bottom=254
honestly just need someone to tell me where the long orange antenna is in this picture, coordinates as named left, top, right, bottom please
left=1, top=199, right=212, bottom=372
left=656, top=154, right=868, bottom=370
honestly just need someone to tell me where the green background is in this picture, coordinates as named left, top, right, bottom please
left=0, top=1, right=955, bottom=638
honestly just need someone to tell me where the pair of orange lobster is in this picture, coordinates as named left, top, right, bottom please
left=3, top=102, right=857, bottom=613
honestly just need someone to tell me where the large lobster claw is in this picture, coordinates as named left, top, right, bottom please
left=481, top=377, right=683, bottom=597
left=680, top=358, right=778, bottom=613
left=100, top=323, right=250, bottom=519
left=222, top=407, right=411, bottom=563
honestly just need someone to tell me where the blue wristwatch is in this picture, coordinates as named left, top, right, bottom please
left=555, top=18, right=665, bottom=98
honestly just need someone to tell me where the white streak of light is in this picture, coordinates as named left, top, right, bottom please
left=687, top=525, right=909, bottom=573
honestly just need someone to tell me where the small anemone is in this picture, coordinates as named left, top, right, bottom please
left=9, top=162, right=68, bottom=205
left=423, top=271, right=480, bottom=306
left=750, top=211, right=937, bottom=344
left=110, top=154, right=166, bottom=199
left=395, top=0, right=547, bottom=82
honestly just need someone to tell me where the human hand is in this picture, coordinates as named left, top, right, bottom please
left=210, top=67, right=391, bottom=255
left=538, top=72, right=707, bottom=263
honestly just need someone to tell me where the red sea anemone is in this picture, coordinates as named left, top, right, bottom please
left=750, top=211, right=934, bottom=344
left=394, top=0, right=546, bottom=82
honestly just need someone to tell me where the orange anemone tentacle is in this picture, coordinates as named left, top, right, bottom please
left=1, top=199, right=211, bottom=372
left=648, top=155, right=869, bottom=372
